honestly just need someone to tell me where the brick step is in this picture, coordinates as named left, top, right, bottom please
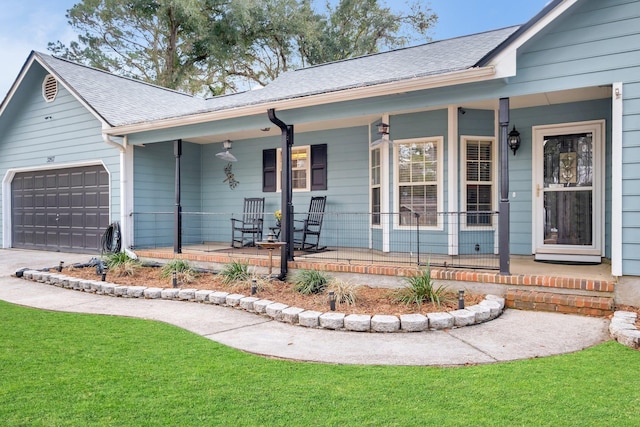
left=506, top=289, right=614, bottom=317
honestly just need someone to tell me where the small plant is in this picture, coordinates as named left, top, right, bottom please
left=160, top=259, right=199, bottom=284
left=393, top=266, right=448, bottom=307
left=327, top=279, right=359, bottom=306
left=293, top=269, right=330, bottom=295
left=104, top=252, right=141, bottom=277
left=221, top=260, right=250, bottom=285
left=274, top=210, right=282, bottom=222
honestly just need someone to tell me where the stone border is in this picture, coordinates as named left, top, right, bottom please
left=609, top=311, right=640, bottom=349
left=17, top=269, right=505, bottom=333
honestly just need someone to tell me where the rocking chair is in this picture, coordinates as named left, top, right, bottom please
left=231, top=197, right=265, bottom=248
left=294, top=196, right=326, bottom=251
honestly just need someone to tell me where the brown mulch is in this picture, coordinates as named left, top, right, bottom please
left=59, top=266, right=484, bottom=317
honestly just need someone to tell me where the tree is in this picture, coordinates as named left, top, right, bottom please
left=49, top=0, right=437, bottom=95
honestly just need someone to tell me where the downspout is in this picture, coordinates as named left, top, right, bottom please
left=498, top=98, right=511, bottom=275
left=102, top=132, right=129, bottom=252
left=268, top=108, right=293, bottom=280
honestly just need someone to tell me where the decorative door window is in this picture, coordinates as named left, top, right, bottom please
left=543, top=133, right=593, bottom=246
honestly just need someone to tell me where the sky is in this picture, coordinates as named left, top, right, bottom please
left=0, top=0, right=551, bottom=98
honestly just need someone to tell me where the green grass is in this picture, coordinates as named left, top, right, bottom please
left=1, top=300, right=639, bottom=426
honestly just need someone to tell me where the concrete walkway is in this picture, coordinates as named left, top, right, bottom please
left=0, top=249, right=611, bottom=366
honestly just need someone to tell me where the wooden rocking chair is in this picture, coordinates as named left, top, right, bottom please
left=294, top=196, right=326, bottom=251
left=231, top=197, right=265, bottom=248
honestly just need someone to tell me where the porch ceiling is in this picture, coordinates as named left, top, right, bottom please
left=459, top=85, right=612, bottom=111
left=185, top=114, right=381, bottom=145
left=178, top=85, right=612, bottom=146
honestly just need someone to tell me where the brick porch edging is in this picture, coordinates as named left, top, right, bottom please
left=135, top=250, right=617, bottom=293
left=17, top=269, right=505, bottom=333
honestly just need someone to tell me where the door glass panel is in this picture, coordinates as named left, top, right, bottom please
left=542, top=132, right=594, bottom=247
left=544, top=190, right=592, bottom=246
left=544, top=133, right=592, bottom=188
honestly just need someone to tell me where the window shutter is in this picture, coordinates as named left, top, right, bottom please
left=263, top=149, right=277, bottom=192
left=311, top=144, right=327, bottom=191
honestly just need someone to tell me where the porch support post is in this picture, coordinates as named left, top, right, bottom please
left=174, top=139, right=182, bottom=254
left=268, top=109, right=294, bottom=279
left=498, top=98, right=510, bottom=275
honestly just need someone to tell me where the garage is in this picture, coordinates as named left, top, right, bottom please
left=11, top=165, right=110, bottom=253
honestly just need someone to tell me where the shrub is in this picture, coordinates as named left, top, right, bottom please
left=393, top=266, right=448, bottom=307
left=220, top=261, right=250, bottom=285
left=104, top=252, right=141, bottom=277
left=327, top=279, right=359, bottom=306
left=293, top=269, right=330, bottom=295
left=160, top=259, right=199, bottom=284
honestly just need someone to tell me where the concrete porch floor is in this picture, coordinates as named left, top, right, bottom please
left=134, top=244, right=615, bottom=284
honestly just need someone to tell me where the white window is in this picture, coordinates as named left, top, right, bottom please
left=277, top=146, right=311, bottom=191
left=461, top=136, right=496, bottom=229
left=394, top=137, right=443, bottom=228
left=370, top=147, right=381, bottom=226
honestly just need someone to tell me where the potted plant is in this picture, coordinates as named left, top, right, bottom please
left=274, top=210, right=282, bottom=227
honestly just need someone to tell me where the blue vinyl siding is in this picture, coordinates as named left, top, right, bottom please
left=508, top=99, right=612, bottom=256
left=388, top=110, right=449, bottom=253
left=622, top=80, right=640, bottom=274
left=133, top=141, right=201, bottom=248
left=0, top=66, right=120, bottom=246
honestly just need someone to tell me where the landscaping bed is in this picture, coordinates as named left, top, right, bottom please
left=60, top=264, right=484, bottom=317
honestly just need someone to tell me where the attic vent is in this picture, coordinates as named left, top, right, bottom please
left=42, top=75, right=58, bottom=102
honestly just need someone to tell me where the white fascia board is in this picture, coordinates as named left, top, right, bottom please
left=489, top=0, right=579, bottom=79
left=105, top=67, right=496, bottom=136
left=0, top=55, right=39, bottom=117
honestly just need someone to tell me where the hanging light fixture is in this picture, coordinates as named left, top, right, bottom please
left=508, top=126, right=521, bottom=156
left=215, top=140, right=237, bottom=162
left=370, top=121, right=391, bottom=147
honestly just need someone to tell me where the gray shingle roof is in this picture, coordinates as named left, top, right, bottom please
left=35, top=26, right=519, bottom=127
left=35, top=53, right=206, bottom=126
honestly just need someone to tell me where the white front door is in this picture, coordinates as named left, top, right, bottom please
left=532, top=120, right=605, bottom=263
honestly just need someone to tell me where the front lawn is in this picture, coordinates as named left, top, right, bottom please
left=0, top=300, right=638, bottom=426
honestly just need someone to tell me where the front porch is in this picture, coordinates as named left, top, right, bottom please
left=134, top=244, right=616, bottom=317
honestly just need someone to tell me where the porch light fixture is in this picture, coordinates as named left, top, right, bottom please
left=215, top=139, right=237, bottom=162
left=508, top=126, right=521, bottom=155
left=371, top=122, right=391, bottom=147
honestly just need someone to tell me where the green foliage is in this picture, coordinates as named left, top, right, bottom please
left=104, top=252, right=141, bottom=277
left=394, top=266, right=449, bottom=307
left=48, top=0, right=437, bottom=95
left=293, top=269, right=330, bottom=295
left=2, top=301, right=640, bottom=425
left=220, top=260, right=250, bottom=285
left=328, top=279, right=359, bottom=306
left=160, top=259, right=199, bottom=284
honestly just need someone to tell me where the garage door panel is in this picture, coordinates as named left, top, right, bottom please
left=85, top=192, right=98, bottom=208
left=12, top=165, right=109, bottom=253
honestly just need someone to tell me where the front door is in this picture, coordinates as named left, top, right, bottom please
left=532, top=120, right=605, bottom=263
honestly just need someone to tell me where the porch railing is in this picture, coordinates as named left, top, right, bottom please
left=131, top=211, right=500, bottom=270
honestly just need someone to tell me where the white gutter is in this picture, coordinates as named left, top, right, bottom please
left=105, top=67, right=496, bottom=136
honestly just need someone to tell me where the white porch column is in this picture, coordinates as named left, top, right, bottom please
left=120, top=137, right=134, bottom=251
left=612, top=82, right=623, bottom=277
left=447, top=106, right=459, bottom=255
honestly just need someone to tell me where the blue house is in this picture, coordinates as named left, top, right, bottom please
left=1, top=0, right=639, bottom=305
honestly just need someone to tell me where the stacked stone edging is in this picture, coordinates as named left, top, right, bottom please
left=17, top=269, right=505, bottom=333
left=609, top=311, right=640, bottom=350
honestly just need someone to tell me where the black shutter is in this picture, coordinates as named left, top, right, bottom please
left=263, top=149, right=277, bottom=192
left=311, top=144, right=327, bottom=191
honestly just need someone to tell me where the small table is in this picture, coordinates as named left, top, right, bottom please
left=268, top=226, right=281, bottom=239
left=255, top=240, right=286, bottom=276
